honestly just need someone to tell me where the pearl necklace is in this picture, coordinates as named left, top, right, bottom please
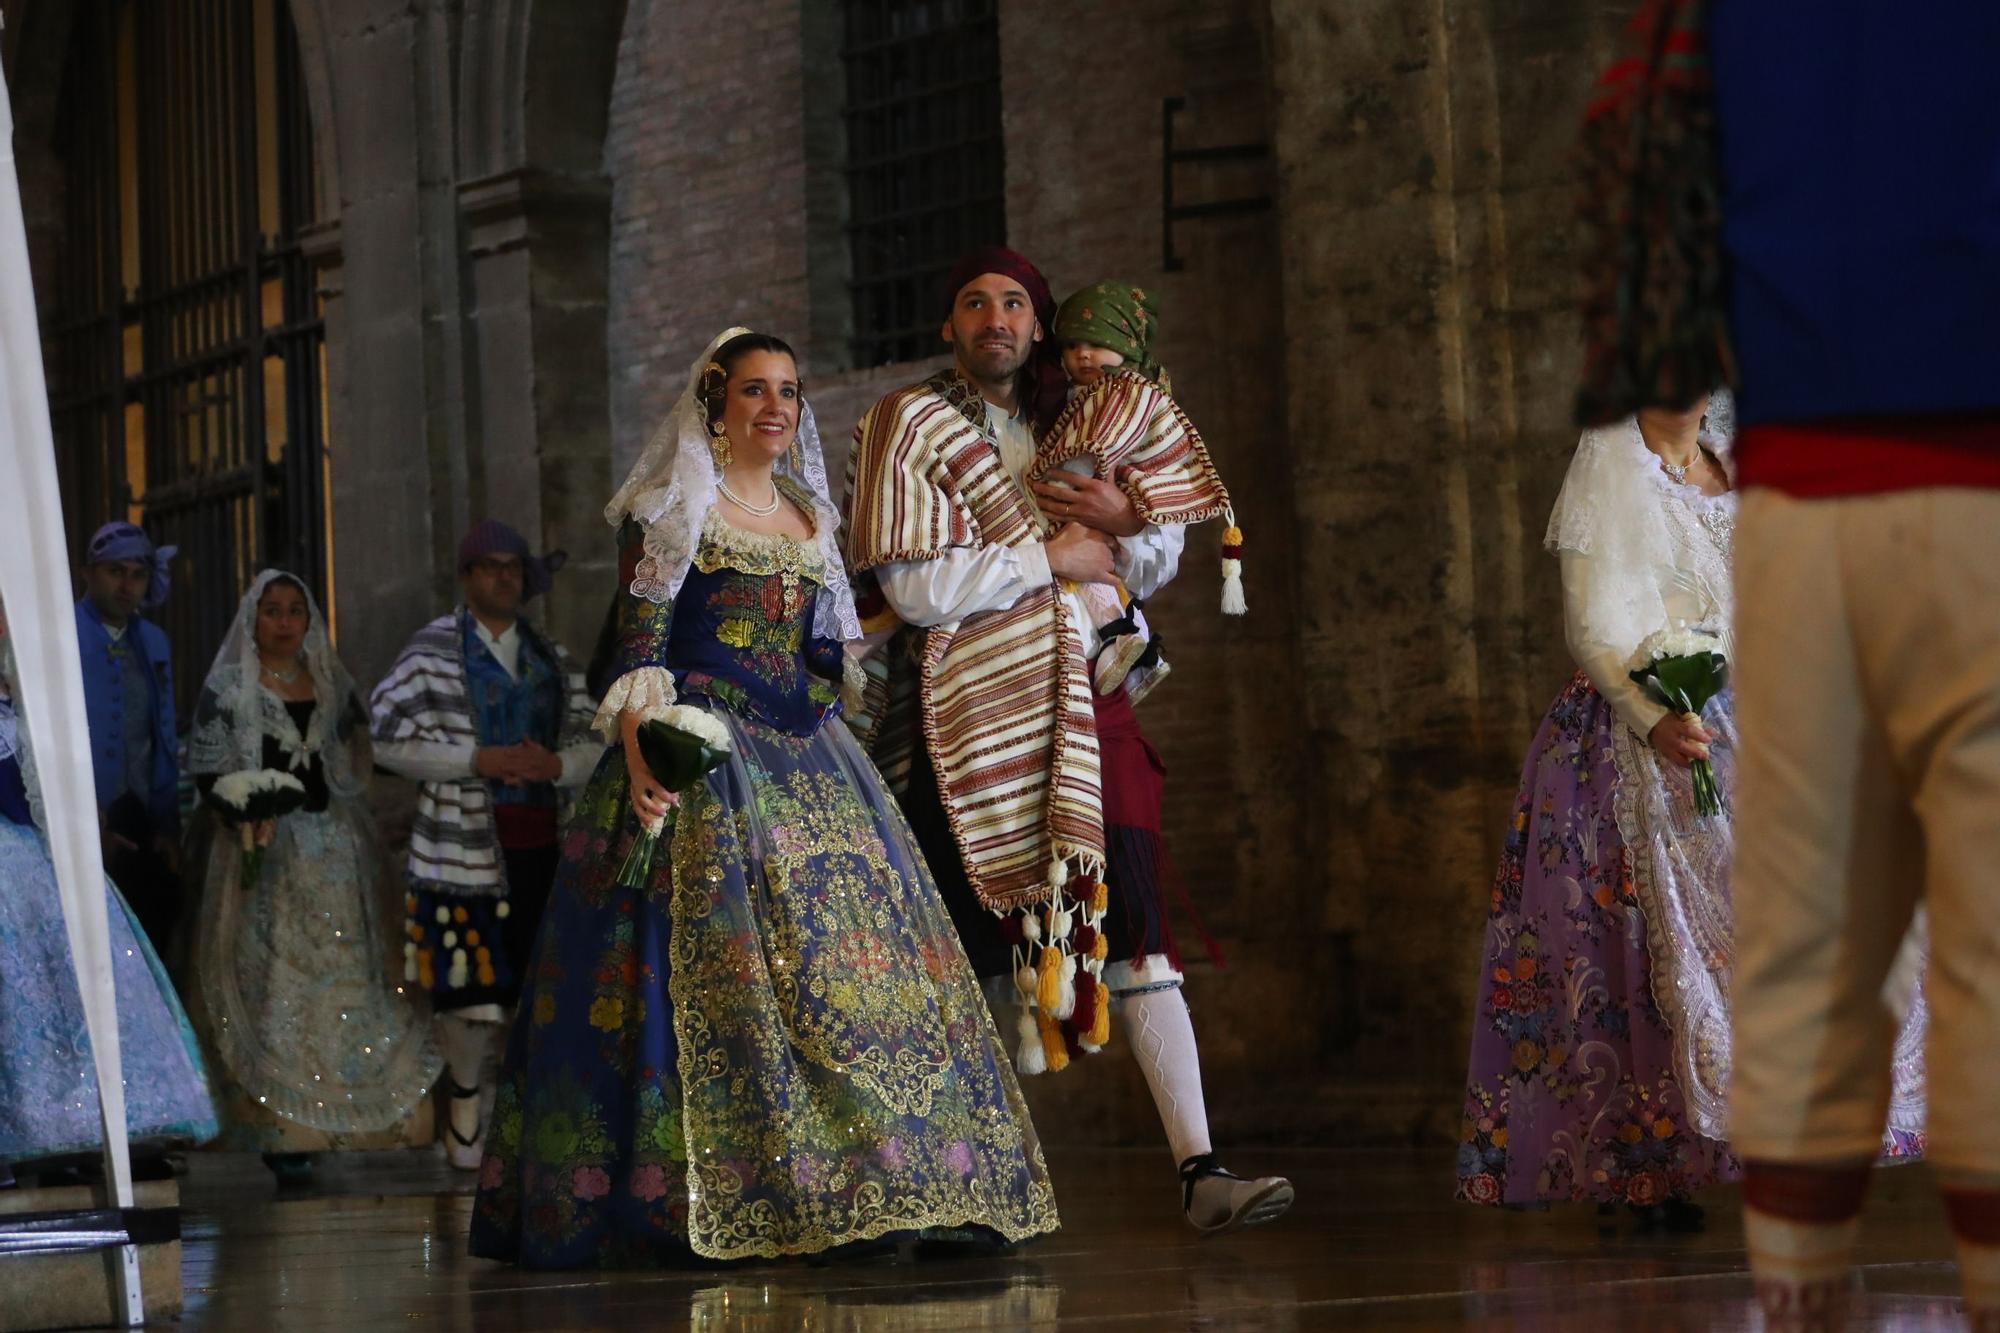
left=260, top=660, right=303, bottom=685
left=719, top=477, right=781, bottom=517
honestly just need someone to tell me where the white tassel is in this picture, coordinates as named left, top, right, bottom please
left=1014, top=964, right=1038, bottom=998
left=1050, top=906, right=1073, bottom=942
left=403, top=941, right=418, bottom=982
left=448, top=948, right=470, bottom=990
left=1016, top=1010, right=1047, bottom=1075
left=1052, top=953, right=1078, bottom=1021
left=1022, top=911, right=1042, bottom=944
left=1220, top=558, right=1247, bottom=616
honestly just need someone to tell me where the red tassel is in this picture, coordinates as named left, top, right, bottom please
left=1069, top=971, right=1099, bottom=1035
left=1073, top=923, right=1098, bottom=954
left=998, top=914, right=1026, bottom=947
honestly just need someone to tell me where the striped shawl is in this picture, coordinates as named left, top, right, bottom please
left=368, top=610, right=593, bottom=898
left=845, top=371, right=1104, bottom=912
left=1035, top=370, right=1233, bottom=524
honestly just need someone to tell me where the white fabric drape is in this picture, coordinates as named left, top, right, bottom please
left=0, top=60, right=143, bottom=1321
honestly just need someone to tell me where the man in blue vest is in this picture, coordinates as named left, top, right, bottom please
left=74, top=521, right=182, bottom=951
left=372, top=519, right=596, bottom=1168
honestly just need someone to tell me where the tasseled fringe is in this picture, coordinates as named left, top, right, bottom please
left=1010, top=857, right=1117, bottom=1074
left=1071, top=970, right=1112, bottom=1052
left=1037, top=1011, right=1070, bottom=1073
left=1220, top=511, right=1247, bottom=616
left=1036, top=940, right=1066, bottom=1015
left=1016, top=1009, right=1047, bottom=1075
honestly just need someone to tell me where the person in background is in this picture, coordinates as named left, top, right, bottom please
left=73, top=520, right=183, bottom=953
left=370, top=521, right=597, bottom=1169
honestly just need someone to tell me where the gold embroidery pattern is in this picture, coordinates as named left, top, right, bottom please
left=666, top=737, right=1058, bottom=1260
left=693, top=506, right=829, bottom=583
left=759, top=769, right=951, bottom=1117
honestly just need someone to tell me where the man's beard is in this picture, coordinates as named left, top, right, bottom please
left=955, top=334, right=1028, bottom=383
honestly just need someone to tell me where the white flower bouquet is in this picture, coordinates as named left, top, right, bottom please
left=617, top=705, right=733, bottom=889
left=205, top=768, right=309, bottom=887
left=1628, top=625, right=1729, bottom=816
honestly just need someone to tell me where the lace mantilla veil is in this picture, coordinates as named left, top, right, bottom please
left=605, top=327, right=861, bottom=643
left=1544, top=388, right=1735, bottom=670
left=185, top=570, right=367, bottom=799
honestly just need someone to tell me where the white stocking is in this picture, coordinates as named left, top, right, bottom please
left=439, top=1013, right=497, bottom=1145
left=439, top=1012, right=493, bottom=1091
left=1120, top=987, right=1213, bottom=1166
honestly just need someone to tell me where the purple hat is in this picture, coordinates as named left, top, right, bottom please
left=86, top=521, right=178, bottom=609
left=458, top=520, right=567, bottom=601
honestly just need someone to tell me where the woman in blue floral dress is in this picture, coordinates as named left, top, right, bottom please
left=468, top=330, right=1058, bottom=1268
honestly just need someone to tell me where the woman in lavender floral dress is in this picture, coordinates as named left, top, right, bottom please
left=1456, top=394, right=1926, bottom=1228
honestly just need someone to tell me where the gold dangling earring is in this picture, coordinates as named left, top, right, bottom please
left=709, top=419, right=732, bottom=468
left=789, top=434, right=804, bottom=473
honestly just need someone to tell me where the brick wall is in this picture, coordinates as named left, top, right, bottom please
left=606, top=0, right=814, bottom=487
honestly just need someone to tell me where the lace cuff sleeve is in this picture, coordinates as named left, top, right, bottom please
left=591, top=666, right=678, bottom=741
left=839, top=652, right=868, bottom=718
left=1561, top=552, right=1670, bottom=740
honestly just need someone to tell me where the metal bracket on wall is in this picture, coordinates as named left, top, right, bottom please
left=1161, top=96, right=1272, bottom=272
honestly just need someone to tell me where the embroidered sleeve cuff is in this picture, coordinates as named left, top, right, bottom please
left=592, top=666, right=678, bottom=740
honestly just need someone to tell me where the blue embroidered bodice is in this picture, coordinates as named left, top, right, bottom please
left=612, top=513, right=846, bottom=738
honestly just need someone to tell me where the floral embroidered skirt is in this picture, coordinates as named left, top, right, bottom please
left=1459, top=673, right=1741, bottom=1208
left=1457, top=675, right=1927, bottom=1209
left=0, top=820, right=217, bottom=1163
left=469, top=708, right=1060, bottom=1268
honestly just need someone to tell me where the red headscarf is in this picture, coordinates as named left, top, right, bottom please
left=940, top=246, right=1068, bottom=433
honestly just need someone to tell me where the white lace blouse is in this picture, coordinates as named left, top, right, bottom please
left=1550, top=418, right=1738, bottom=738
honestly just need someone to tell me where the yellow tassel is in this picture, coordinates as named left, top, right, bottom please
left=1038, top=1011, right=1070, bottom=1073
left=1090, top=880, right=1109, bottom=917
left=1091, top=931, right=1109, bottom=961
left=1222, top=525, right=1244, bottom=547
left=1036, top=944, right=1065, bottom=1015
left=1088, top=986, right=1112, bottom=1047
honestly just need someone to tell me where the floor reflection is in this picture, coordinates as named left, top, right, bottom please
left=688, top=1273, right=1062, bottom=1332
left=163, top=1147, right=1970, bottom=1331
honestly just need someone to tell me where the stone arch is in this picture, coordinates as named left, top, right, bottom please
left=459, top=0, right=628, bottom=183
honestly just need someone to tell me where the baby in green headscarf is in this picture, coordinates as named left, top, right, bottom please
left=1049, top=281, right=1172, bottom=702
left=1054, top=279, right=1171, bottom=395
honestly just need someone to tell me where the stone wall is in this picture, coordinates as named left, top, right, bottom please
left=1267, top=0, right=1635, bottom=1135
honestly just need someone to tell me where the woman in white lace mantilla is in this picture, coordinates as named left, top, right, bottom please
left=1456, top=392, right=1927, bottom=1223
left=468, top=330, right=1056, bottom=1268
left=183, top=572, right=440, bottom=1175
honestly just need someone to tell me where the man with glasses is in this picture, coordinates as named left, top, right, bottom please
left=371, top=520, right=597, bottom=1169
